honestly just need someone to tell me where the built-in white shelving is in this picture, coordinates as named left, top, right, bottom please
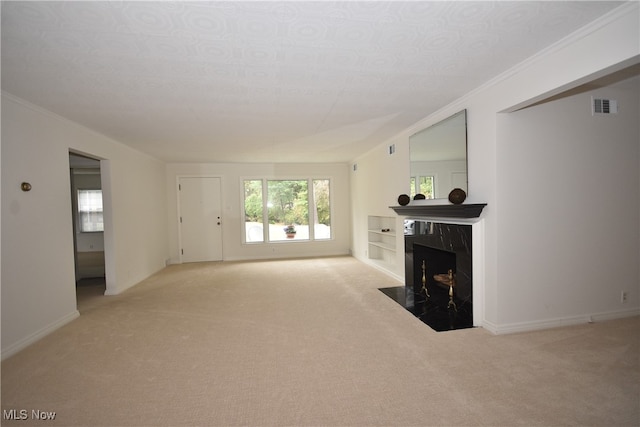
left=367, top=215, right=397, bottom=272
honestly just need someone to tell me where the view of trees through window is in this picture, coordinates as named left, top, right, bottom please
left=244, top=179, right=331, bottom=242
left=268, top=180, right=308, bottom=230
left=244, top=180, right=264, bottom=242
left=410, top=176, right=435, bottom=199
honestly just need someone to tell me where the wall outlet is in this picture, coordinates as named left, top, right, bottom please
left=621, top=291, right=628, bottom=303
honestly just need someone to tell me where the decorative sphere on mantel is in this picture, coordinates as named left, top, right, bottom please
left=448, top=188, right=467, bottom=205
left=397, top=194, right=410, bottom=206
left=413, top=193, right=426, bottom=200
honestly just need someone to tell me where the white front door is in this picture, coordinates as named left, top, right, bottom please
left=178, top=177, right=223, bottom=263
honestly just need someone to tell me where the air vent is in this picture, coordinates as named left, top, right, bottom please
left=592, top=97, right=618, bottom=115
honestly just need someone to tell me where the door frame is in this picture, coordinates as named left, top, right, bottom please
left=176, top=175, right=224, bottom=263
left=68, top=150, right=114, bottom=295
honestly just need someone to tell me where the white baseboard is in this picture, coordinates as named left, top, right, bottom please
left=351, top=253, right=404, bottom=283
left=481, top=308, right=640, bottom=335
left=589, top=308, right=640, bottom=322
left=365, top=261, right=404, bottom=283
left=223, top=251, right=352, bottom=263
left=1, top=310, right=80, bottom=361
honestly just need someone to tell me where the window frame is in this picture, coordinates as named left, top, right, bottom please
left=77, top=188, right=104, bottom=233
left=241, top=176, right=333, bottom=244
left=410, top=174, right=436, bottom=199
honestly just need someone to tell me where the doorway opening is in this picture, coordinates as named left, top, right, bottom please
left=69, top=152, right=106, bottom=308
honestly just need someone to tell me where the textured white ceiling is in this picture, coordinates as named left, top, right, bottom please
left=1, top=1, right=624, bottom=163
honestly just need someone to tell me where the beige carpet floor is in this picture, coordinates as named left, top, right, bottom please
left=2, top=256, right=639, bottom=426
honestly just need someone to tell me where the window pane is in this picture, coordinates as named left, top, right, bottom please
left=410, top=178, right=416, bottom=197
left=313, top=179, right=331, bottom=240
left=244, top=180, right=264, bottom=243
left=78, top=190, right=102, bottom=212
left=419, top=176, right=435, bottom=199
left=80, top=212, right=104, bottom=232
left=267, top=180, right=308, bottom=241
left=78, top=190, right=103, bottom=232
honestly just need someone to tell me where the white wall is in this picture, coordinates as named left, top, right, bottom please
left=351, top=3, right=640, bottom=332
left=496, top=75, right=639, bottom=327
left=165, top=162, right=351, bottom=263
left=1, top=4, right=637, bottom=361
left=350, top=141, right=410, bottom=281
left=1, top=94, right=169, bottom=359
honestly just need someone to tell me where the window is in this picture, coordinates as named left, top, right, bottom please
left=268, top=180, right=308, bottom=241
left=77, top=189, right=103, bottom=232
left=410, top=176, right=435, bottom=199
left=312, top=179, right=331, bottom=239
left=243, top=178, right=331, bottom=243
left=244, top=180, right=264, bottom=242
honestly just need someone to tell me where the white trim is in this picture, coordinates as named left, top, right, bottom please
left=99, top=159, right=117, bottom=296
left=407, top=2, right=638, bottom=132
left=424, top=218, right=485, bottom=327
left=472, top=218, right=485, bottom=327
left=589, top=309, right=640, bottom=323
left=482, top=308, right=640, bottom=335
left=238, top=175, right=336, bottom=245
left=353, top=1, right=638, bottom=160
left=391, top=217, right=486, bottom=326
left=367, top=259, right=405, bottom=283
left=224, top=251, right=352, bottom=263
left=352, top=250, right=404, bottom=283
left=2, top=92, right=160, bottom=162
left=1, top=311, right=80, bottom=361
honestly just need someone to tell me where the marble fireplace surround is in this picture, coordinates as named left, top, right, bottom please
left=391, top=204, right=486, bottom=327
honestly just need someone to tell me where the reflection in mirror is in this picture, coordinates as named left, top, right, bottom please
left=409, top=110, right=467, bottom=199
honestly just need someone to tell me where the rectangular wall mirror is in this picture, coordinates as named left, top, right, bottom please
left=409, top=109, right=467, bottom=200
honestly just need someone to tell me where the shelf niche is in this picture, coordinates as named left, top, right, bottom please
left=367, top=215, right=397, bottom=272
left=389, top=203, right=486, bottom=219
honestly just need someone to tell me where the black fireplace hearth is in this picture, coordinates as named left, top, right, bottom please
left=379, top=285, right=473, bottom=331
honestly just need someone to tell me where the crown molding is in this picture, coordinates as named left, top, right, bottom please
left=398, top=1, right=638, bottom=140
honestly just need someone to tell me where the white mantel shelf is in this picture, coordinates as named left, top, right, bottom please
left=390, top=203, right=487, bottom=219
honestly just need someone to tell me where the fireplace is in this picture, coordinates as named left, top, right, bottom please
left=412, top=244, right=457, bottom=297
left=406, top=220, right=473, bottom=302
left=380, top=219, right=474, bottom=331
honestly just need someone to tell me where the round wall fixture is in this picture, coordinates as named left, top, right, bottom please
left=21, top=182, right=32, bottom=192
